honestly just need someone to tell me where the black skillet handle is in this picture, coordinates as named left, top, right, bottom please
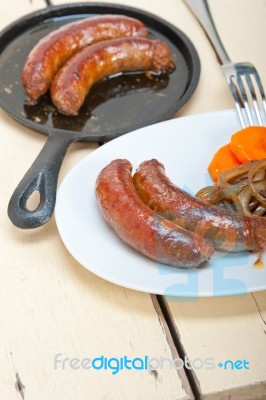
left=8, top=135, right=73, bottom=229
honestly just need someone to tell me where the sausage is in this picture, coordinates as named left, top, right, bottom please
left=133, top=159, right=266, bottom=252
left=95, top=159, right=213, bottom=269
left=21, top=15, right=148, bottom=103
left=51, top=37, right=173, bottom=115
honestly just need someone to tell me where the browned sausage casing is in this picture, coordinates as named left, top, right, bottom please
left=51, top=37, right=173, bottom=115
left=95, top=159, right=213, bottom=269
left=133, top=159, right=266, bottom=252
left=21, top=15, right=148, bottom=102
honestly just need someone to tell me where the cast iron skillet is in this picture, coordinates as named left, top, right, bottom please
left=0, top=3, right=200, bottom=229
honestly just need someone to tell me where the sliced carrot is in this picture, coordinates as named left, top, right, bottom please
left=230, top=126, right=266, bottom=163
left=208, top=144, right=241, bottom=182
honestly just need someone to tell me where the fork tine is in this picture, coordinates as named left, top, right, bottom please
left=244, top=71, right=264, bottom=126
left=235, top=66, right=266, bottom=127
left=222, top=62, right=266, bottom=128
left=228, top=76, right=246, bottom=128
left=252, top=69, right=266, bottom=115
left=236, top=72, right=254, bottom=126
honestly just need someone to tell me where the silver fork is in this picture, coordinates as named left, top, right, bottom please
left=184, top=0, right=266, bottom=128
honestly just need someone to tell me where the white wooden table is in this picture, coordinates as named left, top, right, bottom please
left=0, top=1, right=265, bottom=399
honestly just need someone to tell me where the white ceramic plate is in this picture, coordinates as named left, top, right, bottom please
left=55, top=109, right=266, bottom=297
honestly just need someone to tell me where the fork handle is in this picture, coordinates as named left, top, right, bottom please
left=184, top=0, right=231, bottom=64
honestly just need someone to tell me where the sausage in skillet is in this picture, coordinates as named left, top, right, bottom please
left=21, top=15, right=148, bottom=102
left=51, top=37, right=173, bottom=115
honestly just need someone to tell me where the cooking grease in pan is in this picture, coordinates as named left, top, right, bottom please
left=24, top=72, right=170, bottom=133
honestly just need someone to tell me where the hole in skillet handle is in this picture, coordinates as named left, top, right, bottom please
left=26, top=190, right=41, bottom=212
left=7, top=134, right=74, bottom=229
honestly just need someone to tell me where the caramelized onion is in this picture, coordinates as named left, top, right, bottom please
left=196, top=159, right=266, bottom=217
